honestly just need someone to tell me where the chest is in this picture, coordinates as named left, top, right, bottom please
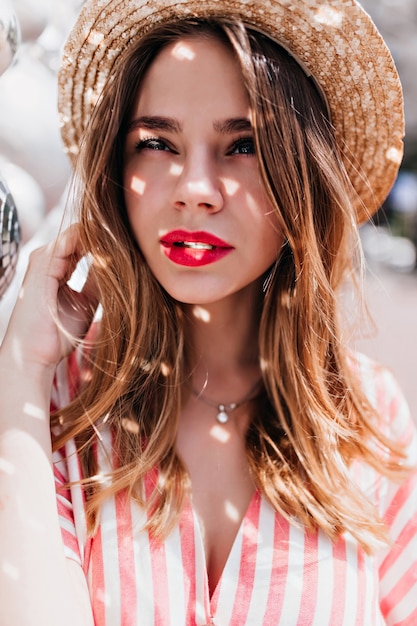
left=175, top=403, right=255, bottom=594
left=83, top=493, right=384, bottom=626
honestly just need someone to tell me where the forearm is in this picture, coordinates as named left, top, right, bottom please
left=0, top=355, right=93, bottom=626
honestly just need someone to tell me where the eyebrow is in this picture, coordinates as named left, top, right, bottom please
left=126, top=116, right=181, bottom=134
left=213, top=117, right=253, bottom=134
left=126, top=115, right=253, bottom=135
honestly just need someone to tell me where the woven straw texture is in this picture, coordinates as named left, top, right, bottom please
left=58, top=0, right=405, bottom=222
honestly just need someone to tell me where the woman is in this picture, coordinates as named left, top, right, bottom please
left=0, top=1, right=416, bottom=625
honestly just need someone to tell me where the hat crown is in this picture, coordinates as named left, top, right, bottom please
left=58, top=0, right=404, bottom=221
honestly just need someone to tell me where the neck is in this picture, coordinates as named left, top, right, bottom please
left=183, top=284, right=263, bottom=400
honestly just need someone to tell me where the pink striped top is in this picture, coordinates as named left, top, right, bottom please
left=52, top=351, right=417, bottom=625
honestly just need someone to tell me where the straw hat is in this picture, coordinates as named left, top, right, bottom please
left=58, top=0, right=405, bottom=223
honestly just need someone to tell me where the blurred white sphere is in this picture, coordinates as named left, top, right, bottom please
left=0, top=51, right=70, bottom=210
left=0, top=0, right=20, bottom=76
left=0, top=159, right=46, bottom=243
left=12, top=0, right=50, bottom=42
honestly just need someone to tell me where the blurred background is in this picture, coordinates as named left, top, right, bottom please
left=350, top=0, right=417, bottom=423
left=0, top=0, right=416, bottom=419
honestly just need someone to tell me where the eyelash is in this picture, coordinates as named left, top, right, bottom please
left=228, top=136, right=256, bottom=155
left=134, top=135, right=256, bottom=155
left=135, top=137, right=171, bottom=152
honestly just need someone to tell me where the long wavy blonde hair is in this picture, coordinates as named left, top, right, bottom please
left=52, top=18, right=409, bottom=551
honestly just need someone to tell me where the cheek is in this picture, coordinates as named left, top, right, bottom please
left=126, top=210, right=152, bottom=260
left=245, top=191, right=282, bottom=251
left=123, top=188, right=147, bottom=253
left=123, top=164, right=149, bottom=209
left=124, top=164, right=172, bottom=216
left=124, top=173, right=157, bottom=233
left=259, top=214, right=285, bottom=265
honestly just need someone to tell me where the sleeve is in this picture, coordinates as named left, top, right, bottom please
left=372, top=365, right=417, bottom=625
left=51, top=348, right=90, bottom=568
left=379, top=469, right=417, bottom=625
left=53, top=446, right=83, bottom=566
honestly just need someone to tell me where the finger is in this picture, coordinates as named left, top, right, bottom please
left=46, top=223, right=84, bottom=283
left=57, top=258, right=100, bottom=345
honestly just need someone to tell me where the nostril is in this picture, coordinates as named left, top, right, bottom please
left=172, top=173, right=224, bottom=212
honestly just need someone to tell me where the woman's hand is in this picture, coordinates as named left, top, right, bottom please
left=0, top=223, right=97, bottom=626
left=1, top=223, right=98, bottom=374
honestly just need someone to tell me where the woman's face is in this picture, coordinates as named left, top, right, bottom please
left=124, top=34, right=284, bottom=306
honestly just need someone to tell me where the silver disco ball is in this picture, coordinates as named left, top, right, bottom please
left=0, top=0, right=20, bottom=77
left=0, top=177, right=21, bottom=298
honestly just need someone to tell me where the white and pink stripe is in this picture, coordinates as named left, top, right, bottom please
left=52, top=352, right=417, bottom=625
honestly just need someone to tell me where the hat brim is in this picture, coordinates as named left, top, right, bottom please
left=58, top=0, right=405, bottom=223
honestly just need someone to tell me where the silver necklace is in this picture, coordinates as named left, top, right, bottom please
left=192, top=379, right=262, bottom=424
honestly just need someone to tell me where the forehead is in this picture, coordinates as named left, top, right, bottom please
left=134, top=35, right=251, bottom=118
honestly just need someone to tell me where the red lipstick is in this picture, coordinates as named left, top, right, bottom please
left=160, top=230, right=233, bottom=267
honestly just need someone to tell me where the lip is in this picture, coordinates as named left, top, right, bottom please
left=160, top=230, right=234, bottom=267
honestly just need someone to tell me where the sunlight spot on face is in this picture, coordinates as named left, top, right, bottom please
left=222, top=177, right=240, bottom=196
left=244, top=189, right=262, bottom=217
left=2, top=560, right=19, bottom=580
left=188, top=180, right=213, bottom=195
left=130, top=175, right=146, bottom=196
left=209, top=424, right=231, bottom=443
left=23, top=402, right=45, bottom=420
left=192, top=305, right=211, bottom=323
left=0, top=457, right=14, bottom=475
left=224, top=499, right=240, bottom=523
left=169, top=162, right=183, bottom=176
left=171, top=41, right=196, bottom=61
left=245, top=189, right=280, bottom=233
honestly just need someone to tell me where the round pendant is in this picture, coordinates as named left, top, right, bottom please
left=216, top=409, right=229, bottom=424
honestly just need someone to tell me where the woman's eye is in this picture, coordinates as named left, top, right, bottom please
left=229, top=137, right=256, bottom=155
left=135, top=138, right=171, bottom=151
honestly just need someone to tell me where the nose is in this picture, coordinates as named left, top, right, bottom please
left=172, top=150, right=224, bottom=213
